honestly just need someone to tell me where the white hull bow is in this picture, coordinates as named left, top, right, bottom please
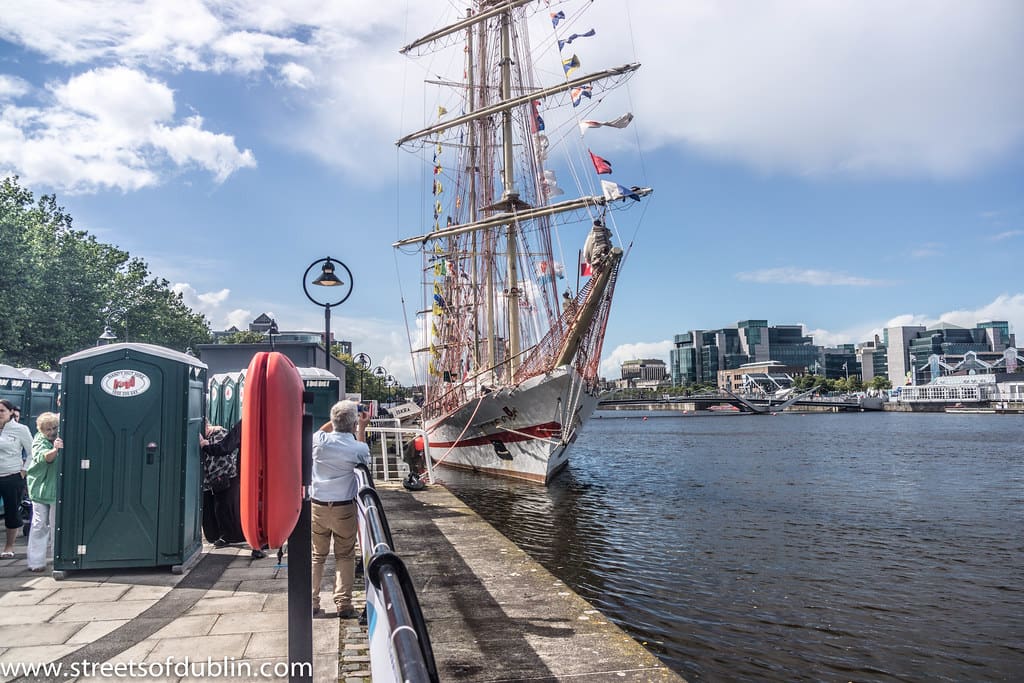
left=426, top=367, right=599, bottom=484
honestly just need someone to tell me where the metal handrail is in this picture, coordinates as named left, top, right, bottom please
left=365, top=425, right=434, bottom=484
left=354, top=466, right=438, bottom=683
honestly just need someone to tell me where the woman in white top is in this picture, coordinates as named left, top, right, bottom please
left=0, top=399, right=33, bottom=557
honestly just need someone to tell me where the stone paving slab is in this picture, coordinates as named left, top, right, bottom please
left=209, top=610, right=286, bottom=635
left=0, top=621, right=84, bottom=648
left=53, top=600, right=156, bottom=623
left=2, top=480, right=687, bottom=683
left=66, top=620, right=130, bottom=645
left=40, top=585, right=132, bottom=604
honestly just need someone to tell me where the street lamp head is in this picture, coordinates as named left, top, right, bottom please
left=313, top=259, right=344, bottom=287
left=98, top=326, right=117, bottom=343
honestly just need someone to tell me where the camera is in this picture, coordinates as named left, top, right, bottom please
left=357, top=404, right=366, bottom=413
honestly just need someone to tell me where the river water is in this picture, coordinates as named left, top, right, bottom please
left=435, top=411, right=1023, bottom=682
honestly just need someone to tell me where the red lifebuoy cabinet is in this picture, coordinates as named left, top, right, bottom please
left=240, top=352, right=303, bottom=550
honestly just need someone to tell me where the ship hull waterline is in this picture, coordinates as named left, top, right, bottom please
left=424, top=366, right=599, bottom=484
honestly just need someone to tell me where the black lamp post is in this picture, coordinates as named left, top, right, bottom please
left=97, top=325, right=117, bottom=346
left=386, top=374, right=397, bottom=403
left=266, top=319, right=279, bottom=351
left=303, top=257, right=353, bottom=371
left=354, top=352, right=371, bottom=399
left=372, top=366, right=387, bottom=401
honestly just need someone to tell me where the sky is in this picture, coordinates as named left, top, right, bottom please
left=1, top=0, right=1022, bottom=385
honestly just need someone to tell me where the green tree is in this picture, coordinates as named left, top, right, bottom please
left=868, top=375, right=892, bottom=391
left=0, top=176, right=211, bottom=368
left=219, top=331, right=268, bottom=344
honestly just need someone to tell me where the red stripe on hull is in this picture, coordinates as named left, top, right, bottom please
left=429, top=421, right=561, bottom=448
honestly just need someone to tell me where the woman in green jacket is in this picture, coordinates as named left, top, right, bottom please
left=26, top=412, right=61, bottom=572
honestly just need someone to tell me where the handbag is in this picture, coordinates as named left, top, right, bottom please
left=209, top=474, right=232, bottom=494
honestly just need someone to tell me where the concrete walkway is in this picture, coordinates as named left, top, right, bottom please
left=1, top=482, right=683, bottom=682
left=0, top=539, right=356, bottom=682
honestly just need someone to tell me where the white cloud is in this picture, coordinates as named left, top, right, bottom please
left=4, top=1, right=1019, bottom=183
left=225, top=309, right=252, bottom=330
left=0, top=66, right=255, bottom=192
left=150, top=115, right=257, bottom=182
left=54, top=65, right=174, bottom=128
left=581, top=0, right=1024, bottom=177
left=280, top=62, right=314, bottom=89
left=990, top=230, right=1023, bottom=241
left=807, top=293, right=1024, bottom=349
left=598, top=340, right=673, bottom=380
left=0, top=75, right=30, bottom=100
left=197, top=288, right=230, bottom=307
left=211, top=31, right=309, bottom=74
left=736, top=268, right=891, bottom=287
left=173, top=283, right=248, bottom=330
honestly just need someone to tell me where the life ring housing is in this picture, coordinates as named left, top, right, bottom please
left=240, top=351, right=303, bottom=550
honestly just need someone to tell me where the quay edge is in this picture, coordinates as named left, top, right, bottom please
left=375, top=483, right=686, bottom=682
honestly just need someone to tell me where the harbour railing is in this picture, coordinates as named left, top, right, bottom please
left=366, top=422, right=435, bottom=484
left=354, top=464, right=437, bottom=682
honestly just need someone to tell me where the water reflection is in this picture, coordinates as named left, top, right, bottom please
left=440, top=412, right=1024, bottom=681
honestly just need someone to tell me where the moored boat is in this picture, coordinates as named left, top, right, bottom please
left=394, top=0, right=652, bottom=483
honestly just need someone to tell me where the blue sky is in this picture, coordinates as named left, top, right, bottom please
left=1, top=1, right=1022, bottom=385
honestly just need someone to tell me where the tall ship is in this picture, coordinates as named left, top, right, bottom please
left=394, top=0, right=652, bottom=484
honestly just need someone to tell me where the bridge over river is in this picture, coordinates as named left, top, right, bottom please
left=598, top=393, right=882, bottom=413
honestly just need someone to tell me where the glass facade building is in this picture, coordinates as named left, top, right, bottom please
left=670, top=321, right=820, bottom=386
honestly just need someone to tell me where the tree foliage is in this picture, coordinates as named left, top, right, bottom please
left=218, top=331, right=267, bottom=344
left=0, top=176, right=211, bottom=368
left=868, top=375, right=893, bottom=391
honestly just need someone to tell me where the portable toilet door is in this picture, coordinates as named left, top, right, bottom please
left=208, top=373, right=225, bottom=427
left=236, top=369, right=246, bottom=427
left=0, top=364, right=31, bottom=418
left=221, top=371, right=240, bottom=428
left=19, top=368, right=59, bottom=434
left=55, top=343, right=207, bottom=574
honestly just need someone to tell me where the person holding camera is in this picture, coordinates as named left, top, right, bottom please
left=310, top=400, right=370, bottom=618
left=26, top=412, right=61, bottom=571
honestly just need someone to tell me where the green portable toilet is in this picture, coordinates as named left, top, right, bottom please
left=221, top=371, right=240, bottom=428
left=19, top=368, right=60, bottom=433
left=236, top=369, right=246, bottom=426
left=54, top=343, right=207, bottom=575
left=0, top=364, right=30, bottom=417
left=207, top=373, right=225, bottom=426
left=297, top=367, right=340, bottom=428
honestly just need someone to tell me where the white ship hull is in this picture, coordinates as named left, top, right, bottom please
left=425, top=366, right=599, bottom=484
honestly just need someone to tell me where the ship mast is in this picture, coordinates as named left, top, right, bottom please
left=466, top=11, right=483, bottom=381
left=499, top=8, right=522, bottom=380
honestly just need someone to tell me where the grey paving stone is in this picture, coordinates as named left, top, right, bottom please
left=52, top=600, right=155, bottom=623
left=209, top=610, right=286, bottom=636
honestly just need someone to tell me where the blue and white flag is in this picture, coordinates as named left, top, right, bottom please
left=601, top=180, right=641, bottom=202
left=571, top=85, right=592, bottom=107
left=550, top=10, right=565, bottom=27
left=558, top=29, right=596, bottom=51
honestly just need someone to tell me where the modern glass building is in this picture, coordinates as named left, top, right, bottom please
left=886, top=321, right=1016, bottom=385
left=670, top=321, right=819, bottom=386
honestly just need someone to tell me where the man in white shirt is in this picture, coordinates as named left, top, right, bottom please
left=310, top=400, right=370, bottom=618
